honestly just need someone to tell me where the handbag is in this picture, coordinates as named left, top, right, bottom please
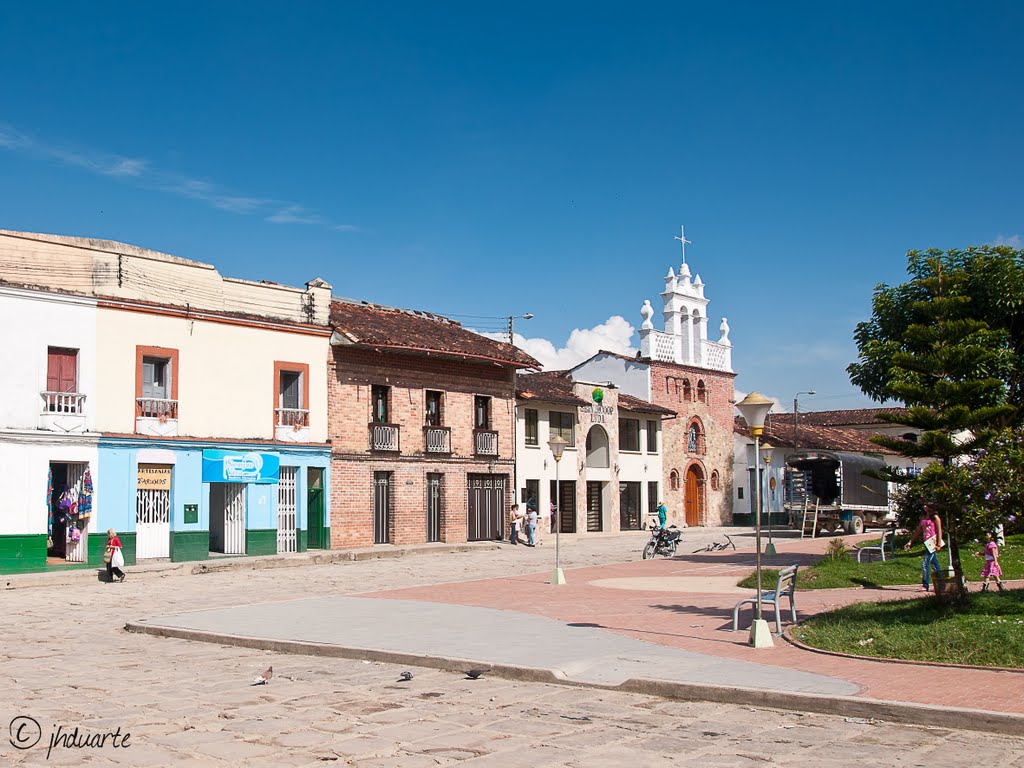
left=102, top=548, right=113, bottom=564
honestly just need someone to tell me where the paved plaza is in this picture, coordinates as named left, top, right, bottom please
left=3, top=530, right=1024, bottom=766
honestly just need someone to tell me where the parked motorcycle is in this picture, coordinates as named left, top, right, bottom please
left=642, top=525, right=681, bottom=559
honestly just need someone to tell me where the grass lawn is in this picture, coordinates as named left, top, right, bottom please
left=792, top=590, right=1024, bottom=667
left=738, top=533, right=1024, bottom=591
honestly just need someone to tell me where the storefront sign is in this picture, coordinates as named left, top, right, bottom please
left=138, top=464, right=172, bottom=490
left=201, top=450, right=280, bottom=483
left=581, top=404, right=614, bottom=423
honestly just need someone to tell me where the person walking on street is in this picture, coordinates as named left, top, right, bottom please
left=904, top=504, right=943, bottom=592
left=509, top=503, right=523, bottom=545
left=526, top=506, right=538, bottom=547
left=104, top=528, right=126, bottom=583
left=656, top=501, right=668, bottom=529
left=975, top=531, right=1005, bottom=592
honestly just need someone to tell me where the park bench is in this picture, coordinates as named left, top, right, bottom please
left=855, top=527, right=896, bottom=563
left=732, top=564, right=799, bottom=635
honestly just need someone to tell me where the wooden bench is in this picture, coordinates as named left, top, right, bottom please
left=732, top=564, right=799, bottom=635
left=856, top=527, right=896, bottom=563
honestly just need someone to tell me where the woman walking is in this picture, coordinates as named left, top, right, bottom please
left=904, top=504, right=943, bottom=592
left=105, top=528, right=126, bottom=583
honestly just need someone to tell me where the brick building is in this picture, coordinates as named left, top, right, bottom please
left=570, top=239, right=736, bottom=527
left=328, top=300, right=537, bottom=548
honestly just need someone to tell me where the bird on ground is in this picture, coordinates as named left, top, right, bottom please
left=465, top=669, right=486, bottom=680
left=252, top=666, right=273, bottom=685
left=398, top=671, right=414, bottom=682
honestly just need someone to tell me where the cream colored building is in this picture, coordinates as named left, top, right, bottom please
left=0, top=230, right=333, bottom=573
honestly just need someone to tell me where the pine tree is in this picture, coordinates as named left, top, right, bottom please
left=849, top=249, right=1018, bottom=603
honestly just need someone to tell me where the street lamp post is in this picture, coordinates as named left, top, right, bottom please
left=547, top=434, right=568, bottom=585
left=507, top=313, right=535, bottom=346
left=737, top=392, right=775, bottom=648
left=793, top=390, right=816, bottom=451
left=762, top=443, right=776, bottom=557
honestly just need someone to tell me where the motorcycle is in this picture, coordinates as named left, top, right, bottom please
left=642, top=525, right=681, bottom=559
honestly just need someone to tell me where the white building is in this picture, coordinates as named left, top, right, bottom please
left=515, top=372, right=674, bottom=537
left=0, top=283, right=100, bottom=571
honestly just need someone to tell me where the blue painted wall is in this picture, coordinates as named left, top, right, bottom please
left=98, top=439, right=330, bottom=539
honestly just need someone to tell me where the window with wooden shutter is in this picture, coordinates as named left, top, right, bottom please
left=47, top=347, right=78, bottom=393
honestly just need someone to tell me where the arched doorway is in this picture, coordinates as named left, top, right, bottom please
left=685, top=464, right=705, bottom=527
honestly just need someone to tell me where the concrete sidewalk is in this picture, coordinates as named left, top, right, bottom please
left=128, top=534, right=1024, bottom=735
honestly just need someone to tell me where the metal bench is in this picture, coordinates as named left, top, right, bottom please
left=732, top=564, right=799, bottom=634
left=856, top=527, right=895, bottom=563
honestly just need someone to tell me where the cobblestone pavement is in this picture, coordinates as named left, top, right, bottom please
left=3, top=531, right=1023, bottom=767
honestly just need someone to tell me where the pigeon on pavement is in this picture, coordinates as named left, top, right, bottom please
left=252, top=666, right=273, bottom=685
left=398, top=671, right=414, bottom=682
left=465, top=669, right=486, bottom=680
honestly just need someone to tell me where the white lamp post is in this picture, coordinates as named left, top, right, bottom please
left=762, top=442, right=776, bottom=557
left=548, top=434, right=568, bottom=585
left=736, top=391, right=775, bottom=648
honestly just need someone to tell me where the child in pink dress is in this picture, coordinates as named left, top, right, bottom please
left=976, top=532, right=1004, bottom=592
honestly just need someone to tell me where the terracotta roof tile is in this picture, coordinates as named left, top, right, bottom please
left=778, top=407, right=909, bottom=427
left=330, top=300, right=539, bottom=369
left=734, top=416, right=895, bottom=453
left=617, top=393, right=676, bottom=417
left=516, top=371, right=588, bottom=407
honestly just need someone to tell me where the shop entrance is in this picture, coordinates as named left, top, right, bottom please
left=306, top=467, right=327, bottom=549
left=277, top=466, right=297, bottom=554
left=209, top=482, right=246, bottom=554
left=48, top=462, right=90, bottom=563
left=136, top=464, right=171, bottom=559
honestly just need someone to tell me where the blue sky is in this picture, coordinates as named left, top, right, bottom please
left=2, top=2, right=1022, bottom=411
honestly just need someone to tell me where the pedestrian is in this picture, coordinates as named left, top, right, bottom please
left=526, top=506, right=538, bottom=547
left=975, top=531, right=1005, bottom=592
left=104, top=528, right=126, bottom=583
left=509, top=503, right=523, bottom=545
left=656, top=500, right=668, bottom=529
left=904, top=504, right=943, bottom=592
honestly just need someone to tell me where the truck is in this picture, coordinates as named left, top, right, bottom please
left=783, top=450, right=893, bottom=536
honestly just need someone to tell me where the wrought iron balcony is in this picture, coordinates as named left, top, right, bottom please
left=136, top=398, right=179, bottom=437
left=424, top=426, right=451, bottom=454
left=369, top=423, right=400, bottom=452
left=474, top=429, right=499, bottom=456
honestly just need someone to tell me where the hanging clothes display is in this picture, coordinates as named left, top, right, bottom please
left=47, top=466, right=54, bottom=547
left=79, top=469, right=93, bottom=523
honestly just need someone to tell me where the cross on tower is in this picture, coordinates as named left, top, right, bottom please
left=674, top=225, right=691, bottom=264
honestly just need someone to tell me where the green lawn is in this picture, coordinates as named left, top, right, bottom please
left=738, top=534, right=1023, bottom=591
left=793, top=590, right=1024, bottom=668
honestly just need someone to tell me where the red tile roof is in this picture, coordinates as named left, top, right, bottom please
left=617, top=393, right=676, bottom=417
left=517, top=371, right=588, bottom=407
left=778, top=407, right=909, bottom=427
left=330, top=300, right=539, bottom=369
left=734, top=416, right=896, bottom=453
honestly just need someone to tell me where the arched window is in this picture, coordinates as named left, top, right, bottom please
left=585, top=425, right=610, bottom=469
left=665, top=378, right=672, bottom=395
left=697, top=380, right=707, bottom=404
left=710, top=470, right=720, bottom=491
left=687, top=419, right=706, bottom=455
left=669, top=469, right=680, bottom=491
left=682, top=379, right=692, bottom=401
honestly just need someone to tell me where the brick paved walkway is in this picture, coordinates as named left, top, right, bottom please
left=366, top=535, right=1024, bottom=715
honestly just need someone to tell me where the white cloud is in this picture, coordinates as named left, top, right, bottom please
left=994, top=233, right=1023, bottom=248
left=0, top=122, right=355, bottom=232
left=479, top=315, right=638, bottom=371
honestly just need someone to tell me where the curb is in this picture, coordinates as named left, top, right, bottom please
left=3, top=542, right=503, bottom=590
left=124, top=621, right=1024, bottom=737
left=782, top=627, right=1024, bottom=675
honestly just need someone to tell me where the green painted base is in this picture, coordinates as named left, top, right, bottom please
left=764, top=542, right=777, bottom=557
left=245, top=529, right=276, bottom=557
left=171, top=531, right=210, bottom=562
left=87, top=532, right=137, bottom=567
left=297, top=530, right=307, bottom=553
left=0, top=534, right=47, bottom=573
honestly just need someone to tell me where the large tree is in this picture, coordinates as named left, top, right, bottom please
left=848, top=247, right=1021, bottom=601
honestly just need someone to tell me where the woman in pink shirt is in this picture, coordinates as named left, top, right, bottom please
left=904, top=504, right=943, bottom=592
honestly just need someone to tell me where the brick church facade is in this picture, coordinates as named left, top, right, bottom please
left=571, top=236, right=736, bottom=526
